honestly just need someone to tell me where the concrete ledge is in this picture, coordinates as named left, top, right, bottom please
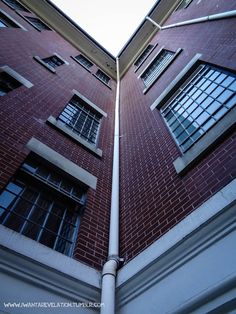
left=47, top=116, right=103, bottom=158
left=0, top=65, right=33, bottom=88
left=33, top=56, right=56, bottom=73
left=150, top=53, right=202, bottom=110
left=72, top=89, right=107, bottom=117
left=173, top=106, right=236, bottom=174
left=26, top=137, right=97, bottom=189
left=0, top=8, right=27, bottom=30
left=54, top=52, right=69, bottom=65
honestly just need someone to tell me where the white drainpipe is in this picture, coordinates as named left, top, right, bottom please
left=100, top=57, right=121, bottom=314
left=146, top=10, right=236, bottom=30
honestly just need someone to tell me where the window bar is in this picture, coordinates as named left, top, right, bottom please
left=35, top=199, right=55, bottom=242
left=52, top=207, right=67, bottom=251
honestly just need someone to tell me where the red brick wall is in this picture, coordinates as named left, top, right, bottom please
left=119, top=0, right=236, bottom=262
left=0, top=1, right=116, bottom=269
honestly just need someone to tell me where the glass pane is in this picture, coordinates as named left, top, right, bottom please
left=29, top=207, right=47, bottom=225
left=13, top=198, right=32, bottom=217
left=206, top=101, right=222, bottom=115
left=0, top=190, right=17, bottom=209
left=51, top=203, right=65, bottom=217
left=55, top=238, right=72, bottom=255
left=221, top=76, right=234, bottom=88
left=4, top=213, right=25, bottom=232
left=202, top=118, right=215, bottom=131
left=40, top=230, right=57, bottom=248
left=60, top=220, right=76, bottom=240
left=226, top=95, right=236, bottom=108
left=44, top=213, right=61, bottom=233
left=217, top=90, right=234, bottom=103
left=22, top=222, right=40, bottom=240
left=214, top=107, right=228, bottom=120
left=21, top=188, right=38, bottom=202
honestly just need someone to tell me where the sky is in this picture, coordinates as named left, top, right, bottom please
left=51, top=0, right=157, bottom=56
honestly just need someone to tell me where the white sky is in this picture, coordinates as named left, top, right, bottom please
left=51, top=0, right=157, bottom=56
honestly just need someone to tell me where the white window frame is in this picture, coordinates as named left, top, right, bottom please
left=0, top=65, right=34, bottom=91
left=33, top=53, right=68, bottom=73
left=93, top=69, right=111, bottom=88
left=71, top=54, right=93, bottom=72
left=1, top=0, right=30, bottom=12
left=47, top=89, right=107, bottom=157
left=134, top=43, right=158, bottom=72
left=138, top=46, right=182, bottom=94
left=150, top=53, right=236, bottom=174
left=0, top=8, right=27, bottom=30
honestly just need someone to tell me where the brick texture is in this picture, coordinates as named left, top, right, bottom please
left=119, top=0, right=236, bottom=263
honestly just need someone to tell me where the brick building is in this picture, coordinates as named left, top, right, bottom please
left=0, top=0, right=235, bottom=313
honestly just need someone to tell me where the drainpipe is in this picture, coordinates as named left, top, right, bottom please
left=100, top=57, right=120, bottom=314
left=146, top=10, right=236, bottom=30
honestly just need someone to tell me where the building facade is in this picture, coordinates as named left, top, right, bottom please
left=0, top=0, right=235, bottom=313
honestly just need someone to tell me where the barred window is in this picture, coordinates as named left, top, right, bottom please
left=0, top=71, right=22, bottom=96
left=95, top=70, right=110, bottom=85
left=42, top=55, right=64, bottom=68
left=161, top=64, right=236, bottom=152
left=75, top=54, right=93, bottom=69
left=134, top=44, right=154, bottom=68
left=58, top=95, right=102, bottom=145
left=176, top=0, right=193, bottom=10
left=141, top=49, right=174, bottom=88
left=0, top=156, right=86, bottom=256
left=25, top=16, right=51, bottom=31
left=2, top=0, right=30, bottom=12
left=0, top=11, right=20, bottom=28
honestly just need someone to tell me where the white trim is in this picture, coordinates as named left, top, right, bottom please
left=0, top=65, right=33, bottom=88
left=26, top=137, right=97, bottom=189
left=33, top=55, right=56, bottom=73
left=72, top=89, right=107, bottom=117
left=0, top=225, right=100, bottom=301
left=1, top=0, right=30, bottom=13
left=53, top=52, right=69, bottom=65
left=0, top=8, right=27, bottom=30
left=150, top=53, right=202, bottom=110
left=117, top=179, right=236, bottom=287
left=47, top=116, right=103, bottom=157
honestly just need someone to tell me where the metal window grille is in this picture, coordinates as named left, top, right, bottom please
left=58, top=96, right=102, bottom=145
left=96, top=70, right=110, bottom=85
left=26, top=16, right=50, bottom=30
left=0, top=157, right=86, bottom=256
left=42, top=56, right=64, bottom=68
left=75, top=54, right=93, bottom=69
left=134, top=44, right=154, bottom=67
left=2, top=0, right=30, bottom=11
left=141, top=49, right=174, bottom=88
left=161, top=64, right=236, bottom=152
left=176, top=0, right=193, bottom=10
left=0, top=12, right=19, bottom=27
left=0, top=71, right=22, bottom=96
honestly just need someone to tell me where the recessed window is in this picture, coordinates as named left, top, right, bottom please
left=25, top=16, right=51, bottom=31
left=0, top=11, right=20, bottom=28
left=74, top=54, right=93, bottom=70
left=141, top=49, right=175, bottom=89
left=0, top=155, right=86, bottom=256
left=2, top=0, right=30, bottom=12
left=176, top=0, right=193, bottom=10
left=0, top=71, right=22, bottom=96
left=58, top=95, right=102, bottom=145
left=161, top=64, right=236, bottom=152
left=134, top=44, right=154, bottom=68
left=95, top=69, right=110, bottom=85
left=42, top=55, right=64, bottom=68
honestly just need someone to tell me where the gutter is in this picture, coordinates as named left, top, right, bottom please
left=100, top=57, right=121, bottom=314
left=146, top=10, right=236, bottom=30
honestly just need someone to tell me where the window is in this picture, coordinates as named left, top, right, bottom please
left=161, top=64, right=236, bottom=152
left=0, top=11, right=20, bottom=28
left=2, top=0, right=30, bottom=12
left=74, top=54, right=93, bottom=70
left=176, top=0, right=193, bottom=10
left=58, top=95, right=102, bottom=145
left=25, top=16, right=51, bottom=31
left=42, top=55, right=64, bottom=68
left=134, top=44, right=154, bottom=68
left=95, top=69, right=110, bottom=85
left=140, top=49, right=175, bottom=89
left=0, top=71, right=22, bottom=96
left=0, top=156, right=86, bottom=256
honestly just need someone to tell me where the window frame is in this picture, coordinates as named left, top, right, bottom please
left=138, top=46, right=182, bottom=94
left=134, top=43, right=158, bottom=72
left=93, top=69, right=111, bottom=88
left=33, top=53, right=68, bottom=73
left=175, top=0, right=193, bottom=11
left=71, top=54, right=94, bottom=72
left=0, top=155, right=86, bottom=257
left=47, top=90, right=107, bottom=157
left=0, top=8, right=27, bottom=29
left=21, top=15, right=51, bottom=31
left=1, top=0, right=30, bottom=12
left=150, top=54, right=236, bottom=174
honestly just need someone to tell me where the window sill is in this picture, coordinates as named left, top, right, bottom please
left=33, top=56, right=56, bottom=73
left=173, top=106, right=236, bottom=174
left=92, top=74, right=111, bottom=89
left=47, top=116, right=103, bottom=158
left=71, top=56, right=92, bottom=72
